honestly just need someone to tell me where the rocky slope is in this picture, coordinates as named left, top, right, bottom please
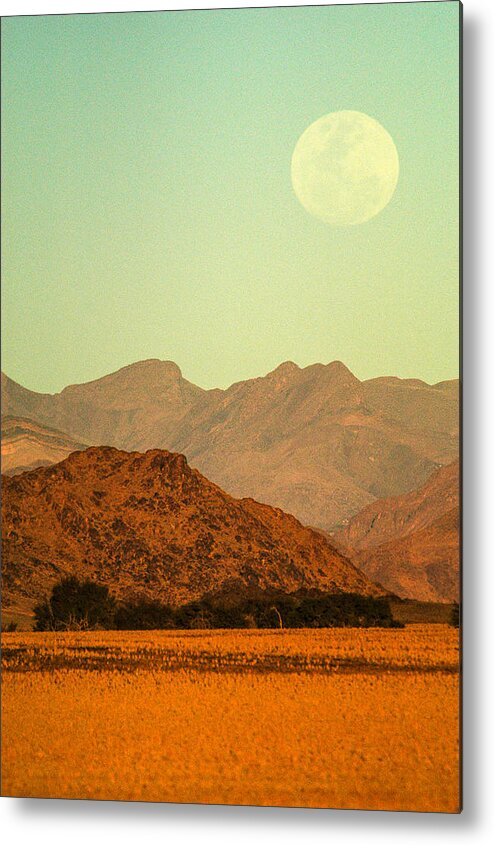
left=333, top=462, right=460, bottom=602
left=2, top=447, right=382, bottom=620
left=2, top=360, right=459, bottom=529
left=1, top=416, right=87, bottom=475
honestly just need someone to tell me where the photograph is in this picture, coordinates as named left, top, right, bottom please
left=1, top=0, right=461, bottom=813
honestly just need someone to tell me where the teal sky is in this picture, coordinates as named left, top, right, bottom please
left=1, top=2, right=460, bottom=393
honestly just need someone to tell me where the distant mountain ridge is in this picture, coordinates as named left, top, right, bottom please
left=1, top=361, right=203, bottom=452
left=1, top=416, right=88, bottom=476
left=2, top=446, right=383, bottom=620
left=1, top=359, right=459, bottom=529
left=332, top=461, right=460, bottom=602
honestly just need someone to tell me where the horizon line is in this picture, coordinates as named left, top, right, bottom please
left=1, top=356, right=460, bottom=397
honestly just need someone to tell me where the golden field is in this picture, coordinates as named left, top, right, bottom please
left=1, top=625, right=460, bottom=812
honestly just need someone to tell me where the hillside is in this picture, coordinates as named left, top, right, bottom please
left=2, top=360, right=459, bottom=529
left=333, top=462, right=460, bottom=601
left=1, top=416, right=87, bottom=476
left=2, top=447, right=382, bottom=620
left=1, top=361, right=204, bottom=451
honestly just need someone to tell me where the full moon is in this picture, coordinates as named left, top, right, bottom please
left=291, top=111, right=399, bottom=226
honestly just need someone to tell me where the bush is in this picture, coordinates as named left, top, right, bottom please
left=110, top=591, right=402, bottom=630
left=34, top=576, right=116, bottom=631
left=114, top=599, right=175, bottom=630
left=31, top=579, right=402, bottom=632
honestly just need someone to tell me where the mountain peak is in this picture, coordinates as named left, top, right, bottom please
left=268, top=361, right=300, bottom=378
left=324, top=360, right=358, bottom=379
left=122, top=359, right=182, bottom=377
left=2, top=445, right=383, bottom=617
left=60, top=358, right=184, bottom=394
left=275, top=360, right=300, bottom=373
left=55, top=359, right=204, bottom=419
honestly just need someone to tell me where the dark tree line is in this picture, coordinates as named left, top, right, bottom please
left=33, top=576, right=404, bottom=631
left=34, top=576, right=116, bottom=631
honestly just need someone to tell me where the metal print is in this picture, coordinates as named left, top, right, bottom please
left=1, top=2, right=461, bottom=811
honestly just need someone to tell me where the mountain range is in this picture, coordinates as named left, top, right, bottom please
left=2, top=446, right=383, bottom=621
left=1, top=359, right=459, bottom=531
left=332, top=461, right=460, bottom=602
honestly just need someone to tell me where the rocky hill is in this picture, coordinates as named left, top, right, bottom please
left=2, top=447, right=383, bottom=621
left=2, top=360, right=459, bottom=530
left=333, top=462, right=460, bottom=602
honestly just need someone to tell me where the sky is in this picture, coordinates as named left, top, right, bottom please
left=1, top=1, right=460, bottom=393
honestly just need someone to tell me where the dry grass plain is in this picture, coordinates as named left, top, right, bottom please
left=1, top=625, right=460, bottom=812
